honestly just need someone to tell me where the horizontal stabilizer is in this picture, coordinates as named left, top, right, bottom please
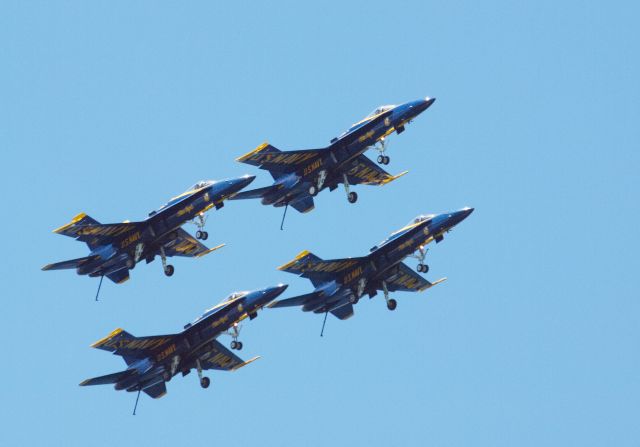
left=41, top=255, right=99, bottom=271
left=80, top=370, right=133, bottom=386
left=330, top=303, right=354, bottom=320
left=143, top=382, right=167, bottom=399
left=229, top=185, right=279, bottom=201
left=290, top=196, right=315, bottom=214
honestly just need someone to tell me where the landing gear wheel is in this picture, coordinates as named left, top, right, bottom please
left=164, top=265, right=175, bottom=277
left=387, top=299, right=397, bottom=311
left=201, top=231, right=208, bottom=240
left=383, top=156, right=390, bottom=165
left=417, top=264, right=429, bottom=273
left=200, top=377, right=210, bottom=389
left=236, top=342, right=243, bottom=351
left=196, top=230, right=203, bottom=239
left=230, top=340, right=237, bottom=350
left=377, top=155, right=385, bottom=164
left=309, top=185, right=317, bottom=196
left=348, top=192, right=358, bottom=203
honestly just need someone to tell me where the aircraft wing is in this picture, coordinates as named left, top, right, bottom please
left=383, top=262, right=447, bottom=292
left=106, top=268, right=130, bottom=284
left=344, top=154, right=407, bottom=186
left=236, top=142, right=325, bottom=174
left=201, top=339, right=260, bottom=372
left=162, top=228, right=225, bottom=258
left=80, top=370, right=134, bottom=386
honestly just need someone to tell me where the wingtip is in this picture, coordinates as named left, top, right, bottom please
left=52, top=212, right=87, bottom=233
left=196, top=243, right=226, bottom=258
left=236, top=141, right=269, bottom=162
left=277, top=250, right=310, bottom=271
left=90, top=328, right=123, bottom=348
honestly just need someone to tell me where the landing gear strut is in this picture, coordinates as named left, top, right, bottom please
left=160, top=247, right=174, bottom=277
left=228, top=323, right=243, bottom=350
left=411, top=246, right=429, bottom=274
left=382, top=280, right=397, bottom=311
left=194, top=214, right=208, bottom=240
left=375, top=139, right=390, bottom=165
left=196, top=359, right=210, bottom=389
left=343, top=174, right=358, bottom=204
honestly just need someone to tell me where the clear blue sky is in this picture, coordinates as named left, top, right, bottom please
left=1, top=1, right=638, bottom=446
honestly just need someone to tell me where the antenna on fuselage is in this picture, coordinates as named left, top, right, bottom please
left=132, top=388, right=141, bottom=415
left=320, top=311, right=329, bottom=337
left=95, top=275, right=104, bottom=301
left=280, top=202, right=289, bottom=231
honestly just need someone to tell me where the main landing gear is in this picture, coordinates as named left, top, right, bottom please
left=196, top=359, right=210, bottom=389
left=375, top=139, right=390, bottom=165
left=343, top=174, right=358, bottom=204
left=411, top=245, right=429, bottom=274
left=228, top=323, right=243, bottom=350
left=159, top=247, right=174, bottom=277
left=381, top=280, right=397, bottom=311
left=194, top=213, right=208, bottom=240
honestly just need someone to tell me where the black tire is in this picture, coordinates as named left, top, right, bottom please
left=348, top=192, right=358, bottom=203
left=201, top=231, right=209, bottom=241
left=200, top=377, right=210, bottom=389
left=417, top=264, right=423, bottom=273
left=422, top=264, right=429, bottom=273
left=387, top=298, right=397, bottom=311
left=164, top=265, right=175, bottom=277
left=377, top=155, right=384, bottom=164
left=230, top=340, right=237, bottom=350
left=384, top=156, right=390, bottom=165
left=196, top=230, right=203, bottom=239
left=237, top=342, right=243, bottom=350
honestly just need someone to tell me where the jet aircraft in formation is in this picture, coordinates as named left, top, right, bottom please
left=80, top=284, right=287, bottom=413
left=42, top=96, right=474, bottom=410
left=42, top=175, right=255, bottom=289
left=230, top=98, right=435, bottom=225
left=270, top=208, right=473, bottom=333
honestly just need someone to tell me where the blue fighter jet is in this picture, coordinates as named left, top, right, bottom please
left=42, top=175, right=255, bottom=289
left=229, top=98, right=435, bottom=225
left=80, top=284, right=288, bottom=412
left=269, top=208, right=473, bottom=332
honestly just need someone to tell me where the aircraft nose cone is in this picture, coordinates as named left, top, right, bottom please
left=227, top=175, right=256, bottom=193
left=425, top=97, right=436, bottom=107
left=264, top=283, right=289, bottom=299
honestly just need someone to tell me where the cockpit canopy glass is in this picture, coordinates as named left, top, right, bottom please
left=190, top=180, right=214, bottom=190
left=366, top=105, right=395, bottom=118
left=407, top=214, right=435, bottom=226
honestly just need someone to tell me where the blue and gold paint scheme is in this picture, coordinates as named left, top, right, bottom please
left=42, top=175, right=255, bottom=284
left=80, top=284, right=288, bottom=400
left=269, top=208, right=473, bottom=320
left=229, top=97, right=434, bottom=214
